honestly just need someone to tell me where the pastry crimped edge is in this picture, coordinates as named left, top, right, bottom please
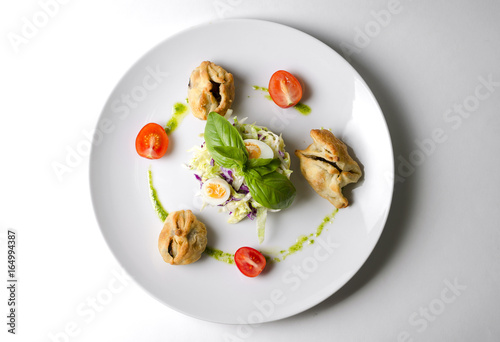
left=295, top=129, right=362, bottom=208
left=187, top=61, right=235, bottom=120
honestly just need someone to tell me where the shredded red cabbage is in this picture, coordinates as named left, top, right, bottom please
left=218, top=195, right=242, bottom=207
left=220, top=167, right=234, bottom=184
left=247, top=202, right=257, bottom=220
left=238, top=183, right=250, bottom=194
left=194, top=174, right=203, bottom=188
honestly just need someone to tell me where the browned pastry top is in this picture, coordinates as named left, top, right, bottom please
left=187, top=61, right=235, bottom=120
left=158, top=210, right=207, bottom=265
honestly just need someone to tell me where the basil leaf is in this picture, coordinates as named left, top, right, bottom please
left=245, top=168, right=262, bottom=180
left=204, top=112, right=248, bottom=168
left=248, top=158, right=281, bottom=177
left=213, top=146, right=246, bottom=169
left=246, top=158, right=275, bottom=169
left=245, top=171, right=296, bottom=210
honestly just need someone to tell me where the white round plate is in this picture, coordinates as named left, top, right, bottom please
left=90, top=19, right=393, bottom=324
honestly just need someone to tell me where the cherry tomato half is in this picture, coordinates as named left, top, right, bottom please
left=268, top=70, right=303, bottom=108
left=135, top=123, right=169, bottom=159
left=234, top=247, right=266, bottom=277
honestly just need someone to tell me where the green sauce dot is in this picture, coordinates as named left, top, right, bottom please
left=165, top=102, right=189, bottom=134
left=294, top=102, right=311, bottom=115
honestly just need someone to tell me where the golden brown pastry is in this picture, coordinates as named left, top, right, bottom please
left=187, top=61, right=235, bottom=120
left=158, top=210, right=207, bottom=265
left=295, top=129, right=362, bottom=208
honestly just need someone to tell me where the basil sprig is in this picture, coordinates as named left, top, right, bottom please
left=204, top=112, right=296, bottom=210
left=205, top=112, right=248, bottom=169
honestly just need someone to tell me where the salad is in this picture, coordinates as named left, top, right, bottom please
left=187, top=112, right=295, bottom=243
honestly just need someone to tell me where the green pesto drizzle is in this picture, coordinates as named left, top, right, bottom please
left=275, top=235, right=310, bottom=262
left=273, top=209, right=338, bottom=262
left=165, top=102, right=189, bottom=134
left=294, top=102, right=311, bottom=115
left=314, top=208, right=338, bottom=237
left=252, top=85, right=268, bottom=92
left=204, top=247, right=234, bottom=264
left=148, top=168, right=168, bottom=222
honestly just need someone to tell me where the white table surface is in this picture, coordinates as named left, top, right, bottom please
left=1, top=1, right=499, bottom=341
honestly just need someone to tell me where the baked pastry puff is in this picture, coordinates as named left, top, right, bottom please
left=187, top=61, right=235, bottom=120
left=158, top=210, right=207, bottom=265
left=295, top=129, right=362, bottom=208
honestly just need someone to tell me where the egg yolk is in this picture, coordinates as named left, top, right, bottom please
left=245, top=142, right=262, bottom=159
left=206, top=183, right=227, bottom=199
